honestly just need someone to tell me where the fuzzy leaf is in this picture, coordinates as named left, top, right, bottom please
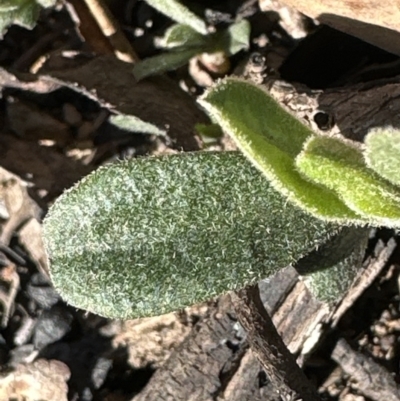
left=364, top=127, right=400, bottom=187
left=296, top=135, right=400, bottom=226
left=160, top=23, right=208, bottom=48
left=295, top=226, right=369, bottom=302
left=0, top=0, right=55, bottom=37
left=133, top=47, right=199, bottom=80
left=43, top=151, right=343, bottom=320
left=144, top=0, right=207, bottom=34
left=199, top=78, right=361, bottom=223
left=109, top=114, right=166, bottom=136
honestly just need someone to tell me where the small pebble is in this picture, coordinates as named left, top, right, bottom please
left=33, top=305, right=73, bottom=349
left=27, top=273, right=60, bottom=309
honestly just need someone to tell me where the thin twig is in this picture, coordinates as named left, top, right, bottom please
left=231, top=284, right=322, bottom=401
left=67, top=0, right=115, bottom=56
left=82, top=0, right=139, bottom=63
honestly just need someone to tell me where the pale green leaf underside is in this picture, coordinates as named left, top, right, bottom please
left=44, top=152, right=343, bottom=319
left=144, top=0, right=207, bottom=34
left=199, top=78, right=360, bottom=222
left=109, top=114, right=166, bottom=136
left=297, top=136, right=400, bottom=226
left=364, top=127, right=400, bottom=187
left=219, top=19, right=250, bottom=55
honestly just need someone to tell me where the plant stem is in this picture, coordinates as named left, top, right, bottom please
left=231, top=284, right=322, bottom=401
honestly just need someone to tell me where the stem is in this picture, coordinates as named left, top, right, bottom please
left=231, top=284, right=322, bottom=401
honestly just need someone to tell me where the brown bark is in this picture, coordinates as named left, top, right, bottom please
left=332, top=338, right=400, bottom=401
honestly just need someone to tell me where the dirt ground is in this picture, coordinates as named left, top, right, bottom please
left=0, top=1, right=400, bottom=400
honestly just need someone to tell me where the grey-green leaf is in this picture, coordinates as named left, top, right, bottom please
left=222, top=19, right=250, bottom=55
left=295, top=226, right=369, bottom=302
left=144, top=0, right=207, bottom=35
left=109, top=114, right=166, bottom=136
left=364, top=126, right=400, bottom=187
left=43, top=152, right=342, bottom=319
left=199, top=78, right=361, bottom=223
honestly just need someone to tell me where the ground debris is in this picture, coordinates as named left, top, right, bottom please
left=332, top=338, right=400, bottom=401
left=0, top=358, right=70, bottom=401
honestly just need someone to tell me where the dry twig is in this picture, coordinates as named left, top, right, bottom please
left=331, top=338, right=400, bottom=401
left=82, top=0, right=139, bottom=63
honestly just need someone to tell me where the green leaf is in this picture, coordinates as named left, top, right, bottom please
left=159, top=23, right=208, bottom=48
left=302, top=247, right=365, bottom=303
left=43, top=151, right=343, bottom=319
left=296, top=135, right=400, bottom=226
left=133, top=47, right=199, bottom=80
left=364, top=127, right=400, bottom=187
left=0, top=0, right=56, bottom=37
left=144, top=0, right=207, bottom=35
left=295, top=226, right=369, bottom=302
left=109, top=114, right=166, bottom=136
left=199, top=78, right=361, bottom=223
left=195, top=123, right=223, bottom=143
left=220, top=19, right=250, bottom=55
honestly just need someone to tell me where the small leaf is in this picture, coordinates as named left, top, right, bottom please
left=222, top=19, right=251, bottom=55
left=0, top=0, right=56, bottom=37
left=199, top=78, right=361, bottom=223
left=364, top=126, right=400, bottom=187
left=43, top=152, right=343, bottom=319
left=302, top=245, right=365, bottom=303
left=109, top=114, right=166, bottom=136
left=133, top=47, right=199, bottom=80
left=296, top=135, right=400, bottom=226
left=195, top=123, right=223, bottom=138
left=144, top=0, right=207, bottom=35
left=195, top=123, right=223, bottom=145
left=295, top=226, right=369, bottom=302
left=160, top=23, right=208, bottom=48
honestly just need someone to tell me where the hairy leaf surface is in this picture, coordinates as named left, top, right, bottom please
left=364, top=127, right=400, bottom=187
left=44, top=152, right=343, bottom=319
left=297, top=135, right=400, bottom=226
left=199, top=78, right=360, bottom=222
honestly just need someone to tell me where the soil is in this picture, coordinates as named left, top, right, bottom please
left=0, top=1, right=400, bottom=401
